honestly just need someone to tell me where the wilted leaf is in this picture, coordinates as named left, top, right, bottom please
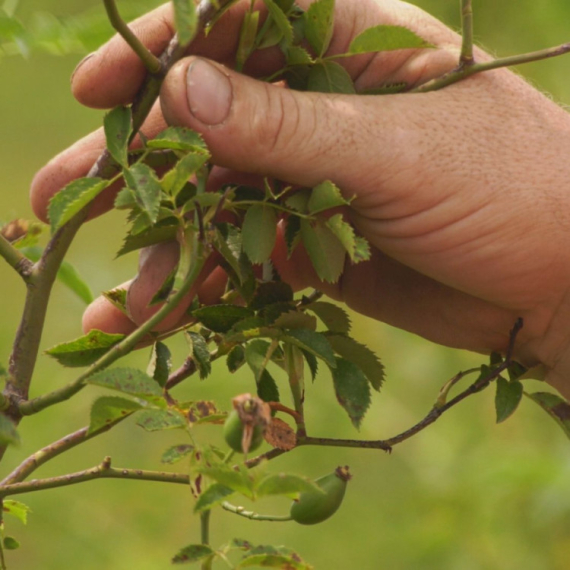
left=147, top=127, right=207, bottom=153
left=303, top=0, right=335, bottom=56
left=86, top=368, right=164, bottom=405
left=172, top=544, right=215, bottom=565
left=238, top=553, right=311, bottom=569
left=123, top=163, right=162, bottom=224
left=242, top=204, right=277, bottom=264
left=88, top=396, right=142, bottom=434
left=102, top=288, right=128, bottom=315
left=172, top=0, right=198, bottom=46
left=136, top=408, right=187, bottom=431
left=192, top=305, right=255, bottom=333
left=193, top=483, right=235, bottom=513
left=104, top=105, right=132, bottom=167
left=331, top=357, right=371, bottom=429
left=326, top=334, right=384, bottom=391
left=264, top=417, right=297, bottom=450
left=187, top=401, right=224, bottom=424
left=48, top=177, right=109, bottom=233
left=300, top=219, right=346, bottom=283
left=162, top=444, right=194, bottom=464
left=45, top=330, right=125, bottom=367
left=307, top=301, right=351, bottom=333
left=307, top=61, right=355, bottom=94
left=0, top=415, right=20, bottom=447
left=495, top=377, right=523, bottom=423
left=526, top=392, right=570, bottom=440
left=3, top=500, right=31, bottom=525
left=256, top=473, right=322, bottom=498
left=281, top=329, right=336, bottom=368
left=147, top=342, right=171, bottom=387
left=348, top=25, right=433, bottom=54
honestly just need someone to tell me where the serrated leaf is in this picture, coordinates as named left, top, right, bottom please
left=102, top=288, right=128, bottom=315
left=242, top=204, right=277, bottom=264
left=307, top=301, right=350, bottom=333
left=0, top=415, right=19, bottom=447
left=123, top=163, right=162, bottom=224
left=192, top=305, right=255, bottom=333
left=273, top=310, right=317, bottom=330
left=236, top=9, right=259, bottom=69
left=227, top=345, right=246, bottom=373
left=353, top=235, right=371, bottom=263
left=284, top=214, right=302, bottom=257
left=256, top=473, right=323, bottom=498
left=525, top=392, right=570, bottom=440
left=104, top=105, right=132, bottom=167
left=331, top=357, right=371, bottom=429
left=172, top=0, right=198, bottom=47
left=147, top=342, right=171, bottom=387
left=326, top=334, right=384, bottom=391
left=495, top=377, right=523, bottom=423
left=172, top=544, right=216, bottom=565
left=245, top=339, right=273, bottom=382
left=348, top=25, right=433, bottom=54
left=161, top=151, right=210, bottom=197
left=194, top=483, right=235, bottom=513
left=238, top=553, right=311, bottom=569
left=285, top=189, right=310, bottom=213
left=262, top=0, right=293, bottom=46
left=308, top=181, right=349, bottom=214
left=281, top=329, right=336, bottom=368
left=300, top=219, right=346, bottom=283
left=250, top=281, right=294, bottom=310
left=3, top=537, right=19, bottom=551
left=303, top=0, right=334, bottom=56
left=258, top=370, right=280, bottom=403
left=186, top=332, right=211, bottom=379
left=286, top=45, right=313, bottom=65
left=136, top=408, right=187, bottom=431
left=301, top=349, right=318, bottom=381
left=3, top=501, right=31, bottom=525
left=87, top=368, right=164, bottom=405
left=308, top=60, right=355, bottom=94
left=162, top=444, right=194, bottom=464
left=48, top=177, right=109, bottom=233
left=45, top=330, right=125, bottom=368
left=326, top=214, right=357, bottom=259
left=197, top=464, right=255, bottom=499
left=187, top=401, right=224, bottom=424
left=117, top=221, right=178, bottom=256
left=21, top=246, right=93, bottom=304
left=147, top=127, right=208, bottom=153
left=88, top=396, right=142, bottom=434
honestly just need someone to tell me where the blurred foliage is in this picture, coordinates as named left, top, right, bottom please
left=1, top=1, right=570, bottom=569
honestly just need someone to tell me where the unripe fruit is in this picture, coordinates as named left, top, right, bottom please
left=223, top=410, right=264, bottom=453
left=290, top=466, right=351, bottom=525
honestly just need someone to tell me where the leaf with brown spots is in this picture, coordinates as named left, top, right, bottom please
left=526, top=392, right=570, bottom=439
left=264, top=418, right=297, bottom=450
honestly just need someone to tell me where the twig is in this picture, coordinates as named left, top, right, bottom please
left=459, top=0, right=475, bottom=67
left=201, top=511, right=212, bottom=570
left=221, top=501, right=292, bottom=522
left=413, top=42, right=570, bottom=93
left=0, top=234, right=33, bottom=281
left=103, top=0, right=162, bottom=73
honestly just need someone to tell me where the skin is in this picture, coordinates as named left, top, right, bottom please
left=30, top=0, right=570, bottom=398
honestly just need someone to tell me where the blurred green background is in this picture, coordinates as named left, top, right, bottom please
left=2, top=1, right=570, bottom=569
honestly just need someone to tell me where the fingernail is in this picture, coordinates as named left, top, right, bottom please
left=71, top=52, right=96, bottom=84
left=186, top=59, right=232, bottom=126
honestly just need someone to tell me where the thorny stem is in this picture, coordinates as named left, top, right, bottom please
left=459, top=0, right=475, bottom=67
left=103, top=0, right=162, bottom=73
left=221, top=502, right=292, bottom=522
left=0, top=234, right=33, bottom=282
left=413, top=42, right=570, bottom=93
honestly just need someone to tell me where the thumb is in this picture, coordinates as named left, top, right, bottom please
left=160, top=57, right=401, bottom=191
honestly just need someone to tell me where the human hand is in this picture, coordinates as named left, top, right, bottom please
left=30, top=0, right=570, bottom=397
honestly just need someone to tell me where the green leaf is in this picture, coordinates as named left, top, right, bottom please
left=256, top=473, right=323, bottom=498
left=192, top=305, right=255, bottom=333
left=307, top=60, right=355, bottom=94
left=161, top=444, right=194, bottom=464
left=3, top=500, right=31, bottom=525
left=0, top=415, right=20, bottom=447
left=303, top=0, right=335, bottom=56
left=348, top=25, right=433, bottom=55
left=3, top=537, right=19, bottom=551
left=326, top=334, right=384, bottom=391
left=238, top=553, right=311, bottom=569
left=258, top=370, right=280, bottom=403
left=104, top=105, right=132, bottom=167
left=495, top=377, right=523, bottom=423
left=307, top=301, right=351, bottom=333
left=123, top=163, right=162, bottom=224
left=286, top=45, right=313, bottom=65
left=325, top=214, right=357, bottom=259
left=161, top=151, right=209, bottom=197
left=21, top=246, right=93, bottom=304
left=48, top=177, right=109, bottom=233
left=331, top=357, right=371, bottom=429
left=197, top=464, right=255, bottom=499
left=236, top=9, right=259, bottom=69
left=284, top=214, right=301, bottom=257
left=273, top=310, right=317, bottom=331
left=194, top=483, right=235, bottom=513
left=242, top=204, right=277, bottom=264
left=281, top=329, right=336, bottom=368
left=307, top=181, right=349, bottom=214
left=250, top=281, right=294, bottom=310
left=525, top=392, right=570, bottom=440
left=45, top=330, right=125, bottom=368
left=117, top=221, right=178, bottom=256
left=86, top=368, right=164, bottom=405
left=227, top=345, right=246, bottom=373
left=136, top=408, right=187, bottom=431
left=285, top=189, right=310, bottom=213
left=353, top=235, right=372, bottom=263
left=147, top=342, right=171, bottom=387
left=301, top=349, right=318, bottom=381
left=301, top=219, right=346, bottom=283
left=172, top=544, right=216, bottom=565
left=186, top=332, right=211, bottom=379
left=245, top=340, right=273, bottom=378
left=172, top=0, right=198, bottom=47
left=88, top=396, right=142, bottom=434
left=261, top=0, right=293, bottom=46
left=147, top=127, right=208, bottom=153
left=102, top=288, right=128, bottom=315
